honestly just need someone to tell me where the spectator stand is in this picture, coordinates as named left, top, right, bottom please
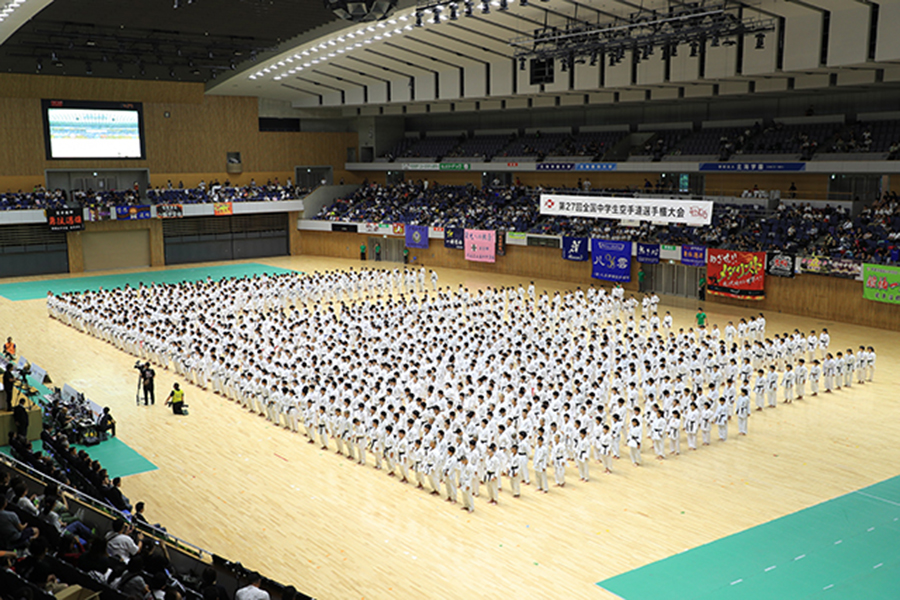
left=632, top=122, right=692, bottom=162
left=1, top=448, right=313, bottom=600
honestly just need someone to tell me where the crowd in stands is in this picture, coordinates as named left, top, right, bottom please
left=380, top=117, right=900, bottom=162
left=0, top=458, right=231, bottom=600
left=0, top=180, right=307, bottom=211
left=0, top=363, right=297, bottom=600
left=0, top=190, right=69, bottom=211
left=813, top=192, right=900, bottom=263
left=315, top=181, right=900, bottom=263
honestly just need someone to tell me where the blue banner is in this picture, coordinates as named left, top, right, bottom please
left=537, top=163, right=574, bottom=171
left=637, top=243, right=660, bottom=264
left=699, top=162, right=806, bottom=172
left=405, top=224, right=429, bottom=249
left=562, top=237, right=589, bottom=261
left=574, top=162, right=617, bottom=172
left=591, top=239, right=632, bottom=282
left=444, top=227, right=465, bottom=250
left=682, top=245, right=707, bottom=266
left=115, top=205, right=151, bottom=220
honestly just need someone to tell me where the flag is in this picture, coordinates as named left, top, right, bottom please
left=562, top=237, right=589, bottom=261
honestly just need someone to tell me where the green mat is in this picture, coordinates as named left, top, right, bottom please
left=0, top=262, right=296, bottom=301
left=1, top=437, right=156, bottom=479
left=598, top=476, right=900, bottom=600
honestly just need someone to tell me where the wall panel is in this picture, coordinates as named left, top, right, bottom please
left=0, top=74, right=359, bottom=189
left=298, top=229, right=900, bottom=331
left=82, top=230, right=150, bottom=271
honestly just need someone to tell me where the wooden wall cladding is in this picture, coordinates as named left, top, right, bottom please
left=0, top=74, right=359, bottom=185
left=298, top=229, right=896, bottom=331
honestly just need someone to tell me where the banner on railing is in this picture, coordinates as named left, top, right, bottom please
left=540, top=194, right=713, bottom=226
left=46, top=208, right=84, bottom=232
left=707, top=249, right=766, bottom=300
left=863, top=264, right=900, bottom=304
left=405, top=224, right=429, bottom=249
left=115, top=205, right=151, bottom=220
left=213, top=202, right=233, bottom=216
left=562, top=237, right=589, bottom=261
left=156, top=204, right=183, bottom=219
left=464, top=229, right=496, bottom=263
left=681, top=245, right=707, bottom=267
left=800, top=256, right=862, bottom=279
left=637, top=243, right=660, bottom=264
left=444, top=227, right=465, bottom=250
left=766, top=252, right=795, bottom=277
left=591, top=240, right=632, bottom=282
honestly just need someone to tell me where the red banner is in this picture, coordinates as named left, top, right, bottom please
left=213, top=202, right=233, bottom=216
left=707, top=249, right=766, bottom=300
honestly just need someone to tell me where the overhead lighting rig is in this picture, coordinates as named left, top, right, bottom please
left=509, top=1, right=775, bottom=69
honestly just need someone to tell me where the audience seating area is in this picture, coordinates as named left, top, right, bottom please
left=315, top=182, right=900, bottom=264
left=379, top=116, right=900, bottom=163
left=0, top=182, right=306, bottom=211
left=635, top=129, right=691, bottom=161
left=1, top=392, right=308, bottom=600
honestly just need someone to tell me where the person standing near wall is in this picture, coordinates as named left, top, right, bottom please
left=698, top=274, right=706, bottom=300
left=375, top=242, right=381, bottom=262
left=360, top=242, right=366, bottom=261
left=638, top=266, right=646, bottom=293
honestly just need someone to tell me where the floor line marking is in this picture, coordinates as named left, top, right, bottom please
left=765, top=565, right=776, bottom=572
left=874, top=563, right=883, bottom=569
left=835, top=540, right=843, bottom=545
left=824, top=584, right=834, bottom=591
left=795, top=554, right=806, bottom=560
left=856, top=491, right=900, bottom=507
left=730, top=579, right=743, bottom=585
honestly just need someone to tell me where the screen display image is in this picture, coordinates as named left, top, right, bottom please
left=43, top=100, right=145, bottom=159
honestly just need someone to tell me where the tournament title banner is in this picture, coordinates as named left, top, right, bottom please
left=707, top=249, right=766, bottom=300
left=540, top=194, right=713, bottom=227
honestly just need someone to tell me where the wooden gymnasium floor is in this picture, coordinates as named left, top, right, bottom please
left=1, top=255, right=898, bottom=600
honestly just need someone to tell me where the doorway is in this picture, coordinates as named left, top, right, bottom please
left=367, top=236, right=405, bottom=263
left=295, top=166, right=334, bottom=188
left=645, top=262, right=703, bottom=298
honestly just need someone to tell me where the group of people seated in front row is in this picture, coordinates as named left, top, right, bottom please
left=0, top=178, right=306, bottom=212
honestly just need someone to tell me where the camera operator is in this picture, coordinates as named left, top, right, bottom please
left=138, top=362, right=156, bottom=406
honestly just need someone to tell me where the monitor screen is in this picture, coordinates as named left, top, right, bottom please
left=42, top=100, right=146, bottom=160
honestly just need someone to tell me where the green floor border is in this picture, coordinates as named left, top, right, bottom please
left=1, top=437, right=157, bottom=479
left=0, top=262, right=296, bottom=301
left=598, top=476, right=900, bottom=600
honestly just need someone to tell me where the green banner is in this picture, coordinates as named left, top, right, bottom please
left=440, top=162, right=471, bottom=171
left=661, top=244, right=677, bottom=251
left=863, top=263, right=900, bottom=303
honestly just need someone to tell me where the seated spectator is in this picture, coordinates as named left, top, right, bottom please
left=77, top=536, right=114, bottom=575
left=111, top=555, right=150, bottom=599
left=15, top=537, right=70, bottom=594
left=106, top=477, right=132, bottom=513
left=235, top=572, right=270, bottom=600
left=106, top=518, right=143, bottom=564
left=0, top=495, right=38, bottom=550
left=201, top=566, right=230, bottom=600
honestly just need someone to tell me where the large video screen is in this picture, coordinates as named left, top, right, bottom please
left=42, top=100, right=146, bottom=160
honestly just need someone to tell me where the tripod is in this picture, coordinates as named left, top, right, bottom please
left=135, top=371, right=143, bottom=406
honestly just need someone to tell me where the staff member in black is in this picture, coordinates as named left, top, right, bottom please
left=140, top=363, right=156, bottom=406
left=2, top=364, right=14, bottom=412
left=13, top=398, right=28, bottom=436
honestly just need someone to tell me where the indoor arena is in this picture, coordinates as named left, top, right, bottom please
left=0, top=1, right=899, bottom=600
